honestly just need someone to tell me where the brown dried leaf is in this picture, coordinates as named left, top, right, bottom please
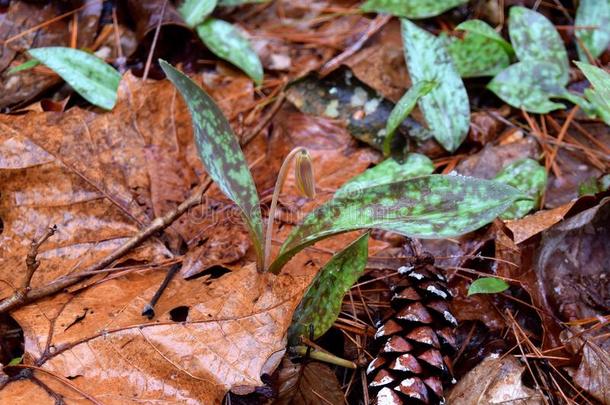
left=447, top=355, right=544, bottom=405
left=275, top=357, right=344, bottom=405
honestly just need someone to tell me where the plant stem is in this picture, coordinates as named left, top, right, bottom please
left=263, top=146, right=306, bottom=272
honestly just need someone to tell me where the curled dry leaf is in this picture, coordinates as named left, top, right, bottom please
left=275, top=357, right=344, bottom=405
left=447, top=355, right=544, bottom=404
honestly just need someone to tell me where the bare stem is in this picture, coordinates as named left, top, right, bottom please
left=23, top=225, right=57, bottom=292
left=263, top=146, right=306, bottom=272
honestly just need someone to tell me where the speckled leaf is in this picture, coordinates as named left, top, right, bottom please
left=401, top=19, right=470, bottom=152
left=576, top=61, right=610, bottom=125
left=269, top=175, right=523, bottom=273
left=179, top=0, right=217, bottom=27
left=468, top=277, right=510, bottom=295
left=494, top=158, right=546, bottom=219
left=361, top=0, right=468, bottom=19
left=575, top=0, right=610, bottom=61
left=27, top=47, right=120, bottom=110
left=384, top=81, right=436, bottom=155
left=219, top=0, right=268, bottom=5
left=288, top=233, right=369, bottom=345
left=447, top=20, right=513, bottom=78
left=196, top=18, right=263, bottom=84
left=456, top=20, right=514, bottom=55
left=488, top=61, right=566, bottom=113
left=160, top=60, right=264, bottom=267
left=509, top=6, right=569, bottom=83
left=335, top=153, right=434, bottom=198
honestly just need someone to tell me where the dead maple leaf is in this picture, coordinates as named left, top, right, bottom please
left=447, top=355, right=544, bottom=405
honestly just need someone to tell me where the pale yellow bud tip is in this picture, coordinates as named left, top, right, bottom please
left=295, top=149, right=316, bottom=199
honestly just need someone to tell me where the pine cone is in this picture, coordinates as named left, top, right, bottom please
left=367, top=258, right=458, bottom=405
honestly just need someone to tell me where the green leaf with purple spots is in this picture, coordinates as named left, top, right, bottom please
left=494, top=158, right=546, bottom=219
left=468, top=277, right=509, bottom=295
left=488, top=61, right=567, bottom=113
left=361, top=0, right=467, bottom=19
left=268, top=175, right=523, bottom=274
left=335, top=153, right=434, bottom=198
left=401, top=19, right=470, bottom=152
left=575, top=0, right=610, bottom=62
left=160, top=60, right=264, bottom=268
left=288, top=233, right=369, bottom=345
left=447, top=20, right=513, bottom=78
left=27, top=47, right=120, bottom=110
left=508, top=6, right=569, bottom=83
left=196, top=18, right=263, bottom=84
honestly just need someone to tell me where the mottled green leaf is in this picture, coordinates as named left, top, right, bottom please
left=288, top=233, right=369, bottom=345
left=494, top=158, right=546, bottom=219
left=27, top=47, right=120, bottom=110
left=218, top=0, right=268, bottom=5
left=179, top=0, right=217, bottom=27
left=575, top=0, right=610, bottom=61
left=456, top=19, right=514, bottom=55
left=447, top=20, right=513, bottom=78
left=159, top=60, right=264, bottom=267
left=384, top=81, right=436, bottom=154
left=509, top=6, right=569, bottom=83
left=488, top=61, right=566, bottom=113
left=7, top=59, right=40, bottom=74
left=335, top=153, right=434, bottom=198
left=269, top=175, right=523, bottom=274
left=361, top=0, right=468, bottom=19
left=468, top=277, right=509, bottom=295
left=196, top=18, right=263, bottom=84
left=401, top=19, right=470, bottom=152
left=576, top=61, right=610, bottom=124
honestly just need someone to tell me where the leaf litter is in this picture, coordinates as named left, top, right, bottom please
left=0, top=1, right=609, bottom=404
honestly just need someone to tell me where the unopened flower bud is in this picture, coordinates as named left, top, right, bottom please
left=295, top=149, right=316, bottom=199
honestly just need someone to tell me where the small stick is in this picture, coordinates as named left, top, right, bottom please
left=143, top=0, right=168, bottom=81
left=23, top=226, right=57, bottom=293
left=141, top=263, right=181, bottom=319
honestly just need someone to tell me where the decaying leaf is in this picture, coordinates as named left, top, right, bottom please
left=535, top=198, right=610, bottom=321
left=275, top=357, right=344, bottom=405
left=447, top=355, right=544, bottom=404
left=401, top=19, right=471, bottom=152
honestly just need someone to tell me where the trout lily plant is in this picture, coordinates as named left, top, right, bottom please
left=159, top=60, right=526, bottom=342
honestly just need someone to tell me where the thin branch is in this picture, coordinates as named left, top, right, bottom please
left=23, top=225, right=57, bottom=292
left=0, top=179, right=212, bottom=314
left=141, top=262, right=182, bottom=319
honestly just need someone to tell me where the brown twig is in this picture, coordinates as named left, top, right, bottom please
left=23, top=226, right=57, bottom=293
left=0, top=179, right=212, bottom=314
left=141, top=262, right=182, bottom=319
left=143, top=0, right=168, bottom=81
left=319, top=14, right=391, bottom=77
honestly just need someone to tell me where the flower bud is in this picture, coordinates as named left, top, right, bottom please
left=295, top=149, right=316, bottom=199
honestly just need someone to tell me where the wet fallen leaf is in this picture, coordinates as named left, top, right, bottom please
left=275, top=357, right=344, bottom=405
left=447, top=355, right=544, bottom=404
left=535, top=197, right=610, bottom=321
